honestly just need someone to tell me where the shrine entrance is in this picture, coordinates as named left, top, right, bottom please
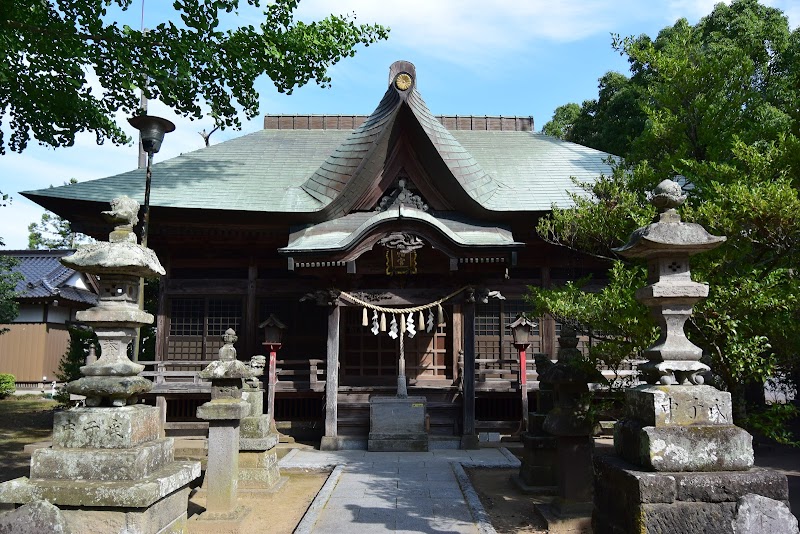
left=341, top=306, right=453, bottom=387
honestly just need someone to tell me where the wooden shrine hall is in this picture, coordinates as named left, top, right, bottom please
left=24, top=60, right=614, bottom=448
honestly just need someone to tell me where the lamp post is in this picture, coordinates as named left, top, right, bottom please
left=127, top=114, right=175, bottom=362
left=510, top=315, right=536, bottom=432
left=259, top=314, right=287, bottom=422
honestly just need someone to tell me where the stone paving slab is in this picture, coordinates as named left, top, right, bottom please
left=281, top=448, right=515, bottom=533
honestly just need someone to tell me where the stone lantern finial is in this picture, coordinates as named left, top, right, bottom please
left=614, top=179, right=725, bottom=385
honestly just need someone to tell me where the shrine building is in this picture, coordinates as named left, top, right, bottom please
left=23, top=61, right=614, bottom=448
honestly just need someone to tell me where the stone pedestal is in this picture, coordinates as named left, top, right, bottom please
left=0, top=406, right=200, bottom=534
left=515, top=430, right=558, bottom=494
left=368, top=396, right=428, bottom=452
left=192, top=399, right=251, bottom=532
left=614, top=385, right=754, bottom=472
left=237, top=387, right=285, bottom=493
left=593, top=455, right=794, bottom=534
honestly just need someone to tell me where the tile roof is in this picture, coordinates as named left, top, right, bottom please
left=23, top=129, right=612, bottom=215
left=2, top=250, right=97, bottom=305
left=22, top=62, right=615, bottom=217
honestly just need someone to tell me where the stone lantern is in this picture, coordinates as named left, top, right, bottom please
left=614, top=178, right=725, bottom=386
left=593, top=180, right=794, bottom=533
left=0, top=196, right=200, bottom=533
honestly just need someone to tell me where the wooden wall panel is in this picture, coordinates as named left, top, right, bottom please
left=0, top=323, right=46, bottom=381
left=43, top=325, right=70, bottom=381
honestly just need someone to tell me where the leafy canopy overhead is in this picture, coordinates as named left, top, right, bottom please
left=0, top=0, right=389, bottom=154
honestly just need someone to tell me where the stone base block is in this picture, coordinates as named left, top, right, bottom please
left=368, top=395, right=428, bottom=452
left=511, top=474, right=557, bottom=496
left=615, top=419, right=753, bottom=471
left=189, top=505, right=250, bottom=534
left=238, top=432, right=278, bottom=452
left=52, top=405, right=160, bottom=449
left=238, top=450, right=283, bottom=491
left=593, top=455, right=789, bottom=534
left=31, top=438, right=174, bottom=481
left=460, top=434, right=480, bottom=450
left=368, top=433, right=428, bottom=452
left=536, top=503, right=592, bottom=533
left=519, top=433, right=557, bottom=489
left=239, top=415, right=271, bottom=440
left=57, top=487, right=190, bottom=534
left=0, top=461, right=201, bottom=508
left=196, top=399, right=249, bottom=421
left=625, top=385, right=733, bottom=427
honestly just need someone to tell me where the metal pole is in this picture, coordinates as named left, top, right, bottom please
left=133, top=151, right=154, bottom=362
left=519, top=346, right=528, bottom=432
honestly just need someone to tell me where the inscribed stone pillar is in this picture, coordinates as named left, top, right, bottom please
left=192, top=329, right=252, bottom=532
left=321, top=304, right=341, bottom=451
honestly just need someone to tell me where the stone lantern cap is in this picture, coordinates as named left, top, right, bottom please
left=614, top=179, right=725, bottom=259
left=60, top=195, right=165, bottom=278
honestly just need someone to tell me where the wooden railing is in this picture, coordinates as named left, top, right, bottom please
left=474, top=357, right=540, bottom=391
left=139, top=359, right=326, bottom=393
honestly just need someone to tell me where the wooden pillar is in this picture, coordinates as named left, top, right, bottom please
left=245, top=262, right=257, bottom=358
left=461, top=298, right=479, bottom=449
left=154, top=255, right=170, bottom=361
left=320, top=305, right=340, bottom=451
left=541, top=266, right=556, bottom=358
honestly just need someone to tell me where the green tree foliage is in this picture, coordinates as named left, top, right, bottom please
left=542, top=103, right=580, bottom=139
left=0, top=255, right=20, bottom=330
left=28, top=182, right=92, bottom=250
left=57, top=325, right=98, bottom=384
left=0, top=0, right=389, bottom=154
left=0, top=374, right=15, bottom=398
left=541, top=72, right=646, bottom=158
left=533, top=0, right=800, bottom=430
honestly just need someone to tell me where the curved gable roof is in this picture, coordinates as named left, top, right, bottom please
left=301, top=61, right=499, bottom=219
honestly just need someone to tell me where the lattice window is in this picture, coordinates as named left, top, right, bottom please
left=167, top=297, right=243, bottom=361
left=475, top=298, right=542, bottom=378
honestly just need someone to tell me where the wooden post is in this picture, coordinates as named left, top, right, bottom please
left=267, top=349, right=277, bottom=420
left=519, top=347, right=529, bottom=433
left=154, top=255, right=169, bottom=362
left=461, top=299, right=478, bottom=449
left=321, top=305, right=340, bottom=451
left=246, top=263, right=257, bottom=358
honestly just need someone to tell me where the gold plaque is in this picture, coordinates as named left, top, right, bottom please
left=395, top=73, right=412, bottom=91
left=386, top=249, right=417, bottom=275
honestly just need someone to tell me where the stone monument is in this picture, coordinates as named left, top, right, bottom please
left=368, top=314, right=428, bottom=452
left=514, top=353, right=557, bottom=495
left=593, top=180, right=796, bottom=534
left=536, top=326, right=605, bottom=531
left=191, top=328, right=253, bottom=533
left=0, top=196, right=200, bottom=533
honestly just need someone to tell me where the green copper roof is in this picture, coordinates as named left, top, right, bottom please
left=24, top=128, right=612, bottom=214
left=281, top=206, right=522, bottom=255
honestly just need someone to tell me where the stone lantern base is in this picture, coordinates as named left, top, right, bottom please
left=0, top=405, right=200, bottom=534
left=593, top=455, right=793, bottom=534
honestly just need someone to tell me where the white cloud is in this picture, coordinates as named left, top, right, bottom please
left=296, top=0, right=654, bottom=65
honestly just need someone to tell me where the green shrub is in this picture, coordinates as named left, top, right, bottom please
left=0, top=373, right=15, bottom=398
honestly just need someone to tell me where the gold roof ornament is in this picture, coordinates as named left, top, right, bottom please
left=395, top=72, right=412, bottom=91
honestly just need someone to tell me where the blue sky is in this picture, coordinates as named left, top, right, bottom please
left=1, top=0, right=798, bottom=249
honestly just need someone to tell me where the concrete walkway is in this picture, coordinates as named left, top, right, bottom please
left=279, top=448, right=520, bottom=533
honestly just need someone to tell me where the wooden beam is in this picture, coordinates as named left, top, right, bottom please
left=541, top=266, right=556, bottom=357
left=321, top=305, right=341, bottom=451
left=461, top=299, right=478, bottom=449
